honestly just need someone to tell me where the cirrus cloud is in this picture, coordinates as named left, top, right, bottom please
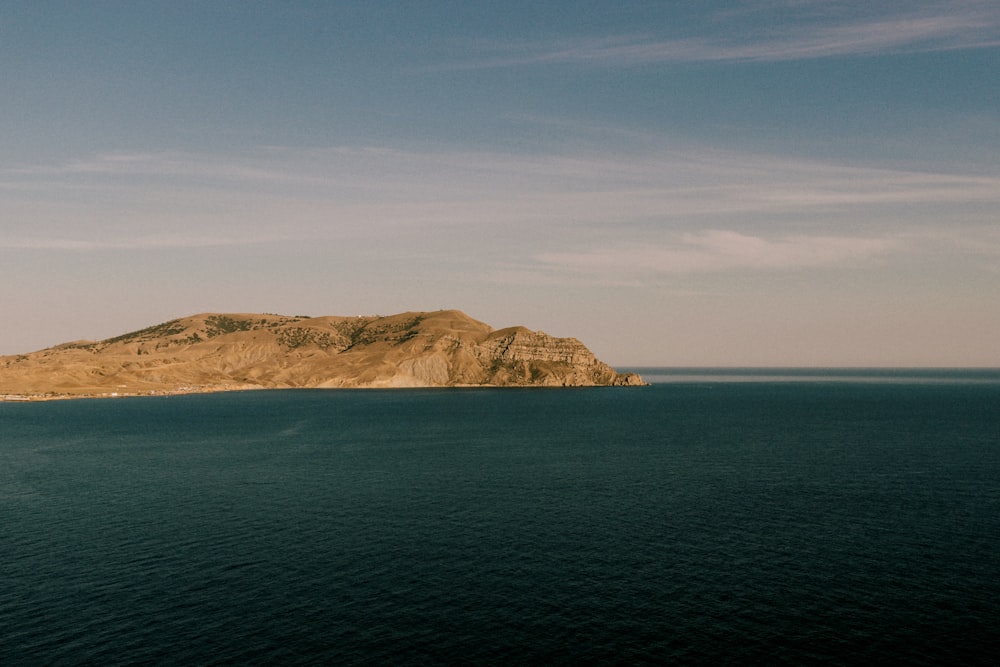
left=443, top=1, right=1000, bottom=69
left=537, top=230, right=902, bottom=275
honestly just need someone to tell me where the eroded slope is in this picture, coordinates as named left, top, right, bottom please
left=1, top=310, right=644, bottom=398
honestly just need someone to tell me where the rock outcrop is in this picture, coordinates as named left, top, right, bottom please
left=0, top=310, right=644, bottom=399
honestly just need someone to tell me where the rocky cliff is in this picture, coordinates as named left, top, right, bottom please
left=0, top=310, right=644, bottom=399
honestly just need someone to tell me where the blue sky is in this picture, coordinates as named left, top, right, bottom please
left=2, top=1, right=999, bottom=365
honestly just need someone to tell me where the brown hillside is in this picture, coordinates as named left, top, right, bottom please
left=0, top=310, right=644, bottom=399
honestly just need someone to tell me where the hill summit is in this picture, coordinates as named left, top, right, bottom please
left=1, top=310, right=644, bottom=399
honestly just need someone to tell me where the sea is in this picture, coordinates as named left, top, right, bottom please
left=3, top=369, right=999, bottom=665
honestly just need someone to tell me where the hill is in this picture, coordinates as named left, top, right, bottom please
left=0, top=310, right=644, bottom=399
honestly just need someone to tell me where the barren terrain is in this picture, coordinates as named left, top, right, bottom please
left=0, top=310, right=643, bottom=400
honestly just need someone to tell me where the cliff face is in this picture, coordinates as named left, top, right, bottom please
left=473, top=328, right=633, bottom=387
left=0, top=310, right=644, bottom=399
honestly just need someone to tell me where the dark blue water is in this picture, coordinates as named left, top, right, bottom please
left=3, top=371, right=1000, bottom=664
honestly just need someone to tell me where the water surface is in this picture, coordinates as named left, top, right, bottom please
left=3, top=372, right=999, bottom=664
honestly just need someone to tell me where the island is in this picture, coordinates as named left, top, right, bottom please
left=0, top=310, right=644, bottom=400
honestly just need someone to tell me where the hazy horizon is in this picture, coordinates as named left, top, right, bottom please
left=3, top=2, right=998, bottom=366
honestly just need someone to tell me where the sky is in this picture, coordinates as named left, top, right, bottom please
left=2, top=1, right=999, bottom=366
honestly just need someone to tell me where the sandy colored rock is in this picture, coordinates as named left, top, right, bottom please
left=0, top=310, right=644, bottom=399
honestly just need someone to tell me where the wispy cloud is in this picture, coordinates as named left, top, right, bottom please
left=444, top=2, right=1000, bottom=68
left=537, top=230, right=901, bottom=276
left=0, top=234, right=293, bottom=251
left=3, top=145, right=999, bottom=266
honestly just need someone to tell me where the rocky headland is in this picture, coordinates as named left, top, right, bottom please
left=0, top=310, right=644, bottom=400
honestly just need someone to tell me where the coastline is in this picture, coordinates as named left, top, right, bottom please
left=0, top=378, right=647, bottom=402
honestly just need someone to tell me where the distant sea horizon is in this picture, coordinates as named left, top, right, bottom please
left=622, top=366, right=1000, bottom=384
